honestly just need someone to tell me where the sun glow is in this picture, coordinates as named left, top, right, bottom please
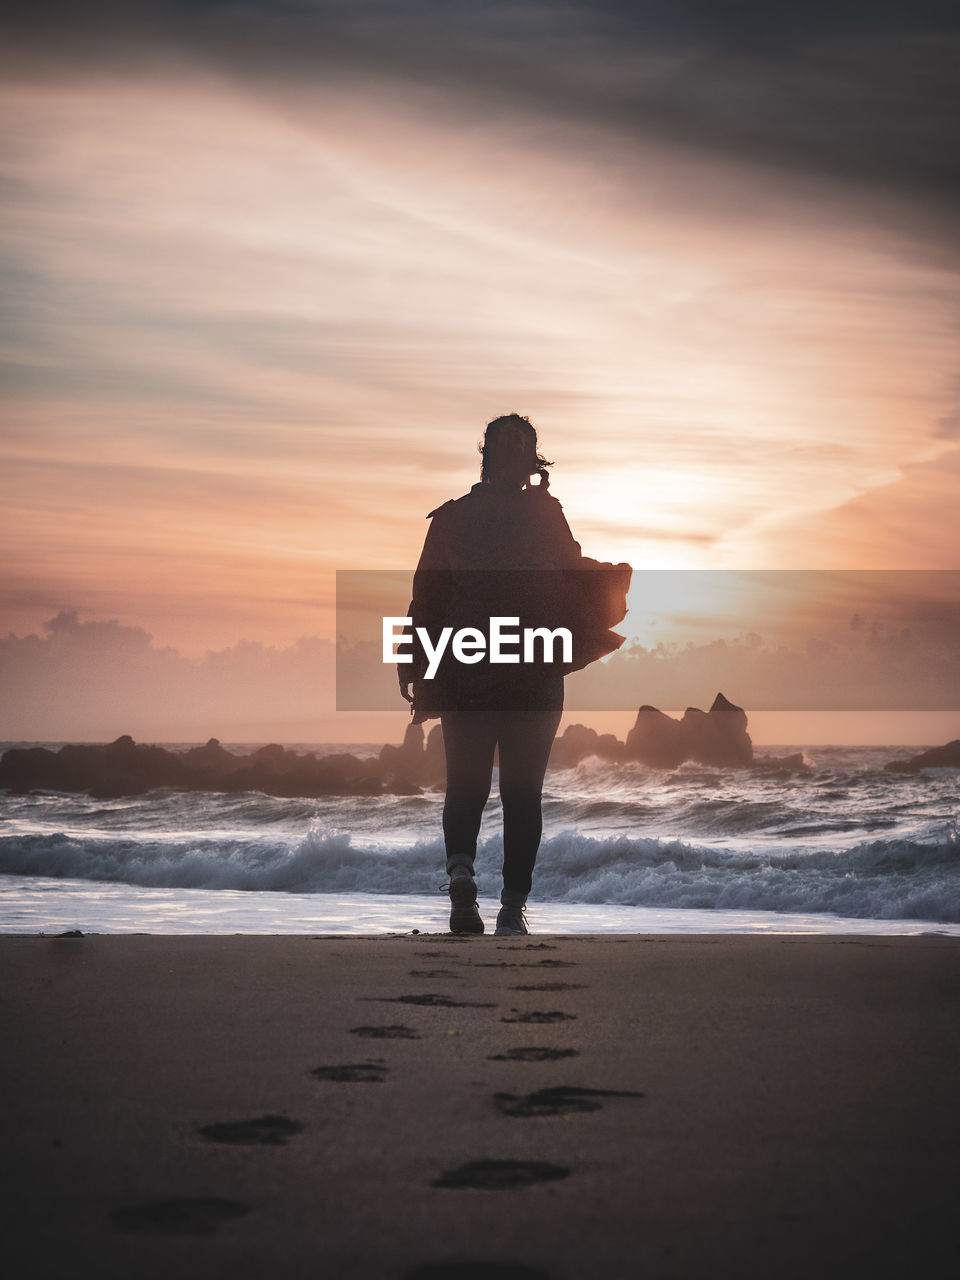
left=1, top=66, right=957, bottom=660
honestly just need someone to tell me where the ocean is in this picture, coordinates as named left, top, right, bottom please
left=1, top=744, right=957, bottom=935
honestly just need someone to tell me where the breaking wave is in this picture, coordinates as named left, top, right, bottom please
left=1, top=823, right=957, bottom=923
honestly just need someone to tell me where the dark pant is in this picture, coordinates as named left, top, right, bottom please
left=440, top=706, right=563, bottom=896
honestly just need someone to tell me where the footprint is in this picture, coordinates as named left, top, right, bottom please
left=403, top=1263, right=552, bottom=1279
left=374, top=994, right=495, bottom=1008
left=509, top=983, right=584, bottom=992
left=494, top=1085, right=644, bottom=1118
left=196, top=1115, right=303, bottom=1145
left=501, top=1011, right=575, bottom=1024
left=111, top=1197, right=250, bottom=1235
left=350, top=1025, right=421, bottom=1040
left=432, top=1159, right=570, bottom=1190
left=488, top=1047, right=578, bottom=1062
left=310, top=1063, right=388, bottom=1083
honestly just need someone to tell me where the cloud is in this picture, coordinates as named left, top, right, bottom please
left=3, top=2, right=959, bottom=227
left=722, top=448, right=960, bottom=569
left=2, top=2, right=958, bottom=653
left=335, top=567, right=960, bottom=712
left=0, top=611, right=334, bottom=740
left=3, top=590, right=956, bottom=744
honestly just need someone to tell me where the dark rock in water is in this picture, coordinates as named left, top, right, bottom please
left=595, top=732, right=624, bottom=760
left=380, top=721, right=426, bottom=788
left=683, top=693, right=753, bottom=767
left=0, top=746, right=68, bottom=791
left=549, top=723, right=624, bottom=769
left=0, top=691, right=761, bottom=798
left=625, top=705, right=687, bottom=768
left=546, top=692, right=757, bottom=771
left=182, top=737, right=243, bottom=783
left=424, top=723, right=446, bottom=785
left=885, top=739, right=960, bottom=773
left=751, top=752, right=809, bottom=772
left=51, top=737, right=188, bottom=797
left=0, top=735, right=419, bottom=800
left=550, top=723, right=597, bottom=768
left=385, top=776, right=421, bottom=796
left=624, top=692, right=753, bottom=769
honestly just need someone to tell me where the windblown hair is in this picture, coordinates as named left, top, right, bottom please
left=480, top=413, right=554, bottom=488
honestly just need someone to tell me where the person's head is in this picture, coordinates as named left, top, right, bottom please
left=480, top=414, right=553, bottom=489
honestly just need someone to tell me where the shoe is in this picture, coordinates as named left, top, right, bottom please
left=447, top=871, right=484, bottom=935
left=494, top=904, right=529, bottom=936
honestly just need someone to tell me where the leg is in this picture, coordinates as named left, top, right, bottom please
left=440, top=709, right=499, bottom=874
left=496, top=707, right=563, bottom=897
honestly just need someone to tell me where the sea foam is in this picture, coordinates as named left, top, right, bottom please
left=1, top=821, right=957, bottom=922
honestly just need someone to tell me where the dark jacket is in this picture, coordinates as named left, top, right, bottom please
left=403, top=482, right=631, bottom=721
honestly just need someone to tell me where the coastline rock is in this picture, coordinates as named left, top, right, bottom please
left=884, top=739, right=960, bottom=773
left=181, top=738, right=245, bottom=786
left=624, top=706, right=687, bottom=769
left=624, top=693, right=753, bottom=769
left=55, top=738, right=188, bottom=797
left=683, top=693, right=753, bottom=767
left=0, top=735, right=421, bottom=800
left=750, top=752, right=809, bottom=772
left=0, top=693, right=764, bottom=796
left=379, top=722, right=426, bottom=790
left=549, top=724, right=624, bottom=770
left=0, top=746, right=70, bottom=792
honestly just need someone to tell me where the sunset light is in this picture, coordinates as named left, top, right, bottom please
left=2, top=9, right=959, bottom=1276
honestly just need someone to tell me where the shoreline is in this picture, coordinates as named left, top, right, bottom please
left=3, top=933, right=959, bottom=1278
left=3, top=879, right=959, bottom=937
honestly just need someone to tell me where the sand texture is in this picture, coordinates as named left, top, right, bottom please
left=2, top=932, right=959, bottom=1279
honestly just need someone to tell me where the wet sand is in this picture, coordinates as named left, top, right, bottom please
left=2, top=932, right=958, bottom=1279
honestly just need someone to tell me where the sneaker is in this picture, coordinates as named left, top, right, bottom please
left=494, top=904, right=529, bottom=936
left=447, top=872, right=484, bottom=935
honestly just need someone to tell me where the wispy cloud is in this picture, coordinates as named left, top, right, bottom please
left=1, top=3, right=958, bottom=655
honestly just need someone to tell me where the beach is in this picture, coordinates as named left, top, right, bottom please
left=3, top=932, right=959, bottom=1279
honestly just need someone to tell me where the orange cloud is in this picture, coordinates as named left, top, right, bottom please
left=1, top=67, right=957, bottom=659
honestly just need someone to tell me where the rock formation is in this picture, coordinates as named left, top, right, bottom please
left=0, top=737, right=406, bottom=799
left=624, top=706, right=687, bottom=769
left=549, top=724, right=624, bottom=769
left=624, top=692, right=753, bottom=768
left=884, top=739, right=960, bottom=773
left=0, top=692, right=808, bottom=797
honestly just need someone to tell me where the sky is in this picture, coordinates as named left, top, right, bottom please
left=1, top=2, right=958, bottom=742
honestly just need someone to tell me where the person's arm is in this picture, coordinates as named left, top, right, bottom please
left=400, top=508, right=452, bottom=703
left=546, top=492, right=632, bottom=672
left=545, top=492, right=583, bottom=569
left=558, top=506, right=583, bottom=570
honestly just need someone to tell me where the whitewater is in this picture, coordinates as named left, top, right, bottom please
left=1, top=744, right=957, bottom=935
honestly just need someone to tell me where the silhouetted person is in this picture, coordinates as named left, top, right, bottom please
left=401, top=414, right=629, bottom=936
